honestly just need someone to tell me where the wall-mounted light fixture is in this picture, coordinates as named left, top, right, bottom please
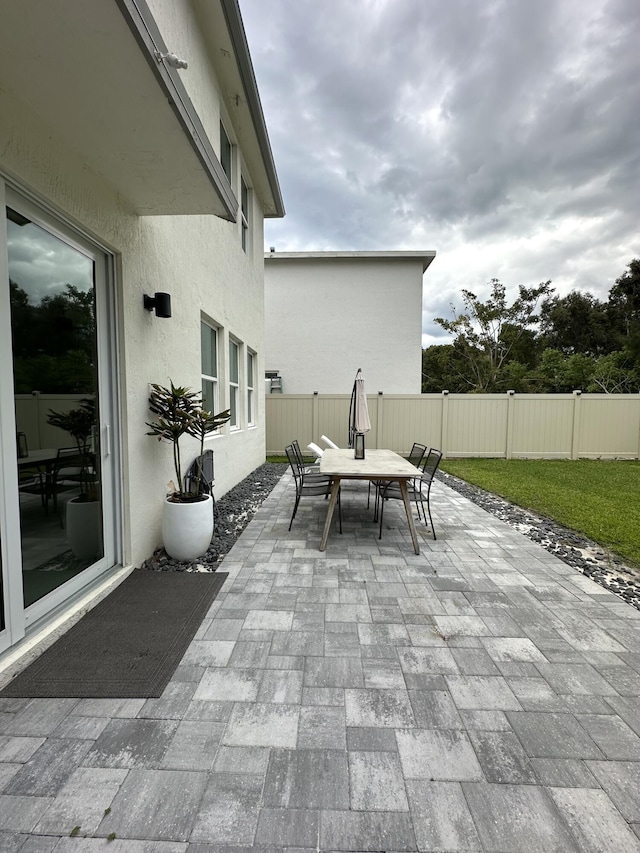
left=143, top=292, right=172, bottom=318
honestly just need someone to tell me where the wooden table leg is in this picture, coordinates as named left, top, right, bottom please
left=399, top=479, right=420, bottom=555
left=319, top=477, right=341, bottom=551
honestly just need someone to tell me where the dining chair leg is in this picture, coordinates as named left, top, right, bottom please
left=373, top=484, right=382, bottom=523
left=378, top=489, right=385, bottom=539
left=426, top=501, right=436, bottom=539
left=288, top=494, right=301, bottom=531
left=414, top=487, right=424, bottom=522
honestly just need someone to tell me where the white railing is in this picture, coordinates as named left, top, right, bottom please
left=266, top=392, right=640, bottom=459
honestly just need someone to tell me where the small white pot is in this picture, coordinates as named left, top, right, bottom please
left=162, top=494, right=214, bottom=561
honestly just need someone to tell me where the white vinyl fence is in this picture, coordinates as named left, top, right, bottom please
left=14, top=393, right=89, bottom=453
left=266, top=392, right=640, bottom=459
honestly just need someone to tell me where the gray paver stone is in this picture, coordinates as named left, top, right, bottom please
left=263, top=747, right=349, bottom=809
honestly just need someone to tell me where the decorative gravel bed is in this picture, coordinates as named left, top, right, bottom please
left=140, top=463, right=289, bottom=573
left=141, top=461, right=640, bottom=612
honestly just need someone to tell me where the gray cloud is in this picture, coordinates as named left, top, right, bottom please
left=241, top=0, right=640, bottom=343
left=7, top=220, right=93, bottom=304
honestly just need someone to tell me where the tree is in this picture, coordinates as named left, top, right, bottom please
left=539, top=290, right=612, bottom=357
left=536, top=348, right=596, bottom=392
left=497, top=359, right=537, bottom=393
left=607, top=259, right=640, bottom=363
left=434, top=279, right=553, bottom=392
left=421, top=344, right=469, bottom=392
left=589, top=352, right=640, bottom=393
left=10, top=281, right=96, bottom=393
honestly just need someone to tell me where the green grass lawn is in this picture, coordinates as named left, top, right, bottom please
left=439, top=458, right=640, bottom=568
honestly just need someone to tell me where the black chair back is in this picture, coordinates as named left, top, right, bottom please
left=407, top=442, right=427, bottom=468
left=421, top=448, right=442, bottom=483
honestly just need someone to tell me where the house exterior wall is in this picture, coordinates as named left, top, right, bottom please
left=264, top=255, right=429, bottom=395
left=0, top=2, right=270, bottom=573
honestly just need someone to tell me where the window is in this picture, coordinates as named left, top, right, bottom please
left=201, top=321, right=218, bottom=414
left=229, top=338, right=239, bottom=428
left=247, top=351, right=255, bottom=426
left=220, top=121, right=232, bottom=182
left=241, top=176, right=250, bottom=253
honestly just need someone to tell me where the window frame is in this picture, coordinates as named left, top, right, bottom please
left=247, top=349, right=255, bottom=427
left=200, top=319, right=219, bottom=418
left=220, top=120, right=232, bottom=184
left=240, top=175, right=251, bottom=253
left=228, top=337, right=240, bottom=430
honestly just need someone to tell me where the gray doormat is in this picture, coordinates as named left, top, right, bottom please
left=1, top=569, right=228, bottom=698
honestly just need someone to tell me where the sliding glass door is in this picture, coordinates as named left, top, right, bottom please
left=0, top=183, right=118, bottom=651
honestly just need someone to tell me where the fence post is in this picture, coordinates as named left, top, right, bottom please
left=441, top=390, right=449, bottom=458
left=571, top=390, right=582, bottom=459
left=376, top=391, right=384, bottom=450
left=34, top=391, right=42, bottom=450
left=312, top=391, right=319, bottom=443
left=506, top=390, right=515, bottom=459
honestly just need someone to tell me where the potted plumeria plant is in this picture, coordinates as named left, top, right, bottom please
left=47, top=398, right=101, bottom=559
left=146, top=381, right=230, bottom=560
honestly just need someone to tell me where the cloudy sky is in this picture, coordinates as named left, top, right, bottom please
left=240, top=0, right=640, bottom=346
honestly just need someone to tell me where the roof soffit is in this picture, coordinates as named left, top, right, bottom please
left=0, top=0, right=237, bottom=217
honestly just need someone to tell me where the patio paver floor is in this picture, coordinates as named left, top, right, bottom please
left=1, top=472, right=640, bottom=850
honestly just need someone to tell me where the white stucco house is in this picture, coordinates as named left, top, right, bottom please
left=264, top=251, right=436, bottom=395
left=0, top=0, right=284, bottom=660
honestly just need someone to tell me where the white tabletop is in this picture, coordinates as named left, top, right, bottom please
left=17, top=448, right=61, bottom=467
left=319, top=448, right=418, bottom=479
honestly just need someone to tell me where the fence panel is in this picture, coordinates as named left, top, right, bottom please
left=577, top=395, right=640, bottom=458
left=265, top=392, right=640, bottom=459
left=265, top=395, right=314, bottom=454
left=446, top=395, right=509, bottom=456
left=376, top=395, right=442, bottom=454
left=317, top=396, right=358, bottom=448
left=510, top=395, right=575, bottom=458
left=15, top=393, right=87, bottom=452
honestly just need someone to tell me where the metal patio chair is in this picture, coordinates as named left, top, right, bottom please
left=292, top=439, right=320, bottom=472
left=49, top=447, right=87, bottom=520
left=285, top=443, right=341, bottom=533
left=320, top=435, right=340, bottom=449
left=376, top=447, right=442, bottom=540
left=368, top=441, right=427, bottom=509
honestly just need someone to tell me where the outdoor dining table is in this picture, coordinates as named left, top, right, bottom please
left=319, top=448, right=422, bottom=554
left=17, top=448, right=61, bottom=470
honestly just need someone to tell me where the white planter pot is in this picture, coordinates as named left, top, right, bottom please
left=66, top=498, right=102, bottom=561
left=162, top=494, right=214, bottom=561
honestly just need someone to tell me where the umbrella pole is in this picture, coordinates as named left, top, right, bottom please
left=348, top=380, right=356, bottom=448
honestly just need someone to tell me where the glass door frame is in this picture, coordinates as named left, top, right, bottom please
left=0, top=178, right=122, bottom=653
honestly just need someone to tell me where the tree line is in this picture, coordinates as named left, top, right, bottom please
left=10, top=281, right=96, bottom=394
left=422, top=259, right=640, bottom=393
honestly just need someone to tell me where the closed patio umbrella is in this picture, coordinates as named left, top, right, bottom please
left=348, top=368, right=371, bottom=447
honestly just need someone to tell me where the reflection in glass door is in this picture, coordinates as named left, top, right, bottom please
left=8, top=206, right=104, bottom=607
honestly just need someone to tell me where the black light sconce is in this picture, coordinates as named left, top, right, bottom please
left=354, top=432, right=365, bottom=460
left=143, top=292, right=172, bottom=318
